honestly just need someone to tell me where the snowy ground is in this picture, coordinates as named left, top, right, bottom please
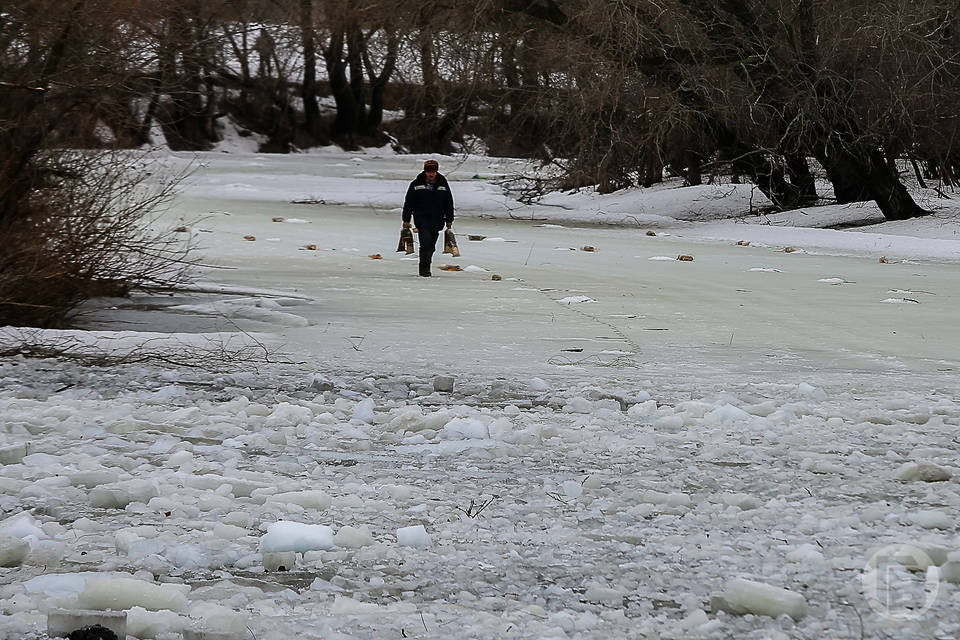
left=1, top=147, right=959, bottom=640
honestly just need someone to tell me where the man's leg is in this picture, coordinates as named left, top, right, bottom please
left=418, top=227, right=440, bottom=276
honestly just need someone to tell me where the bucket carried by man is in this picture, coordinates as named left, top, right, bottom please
left=443, top=229, right=460, bottom=257
left=397, top=227, right=415, bottom=254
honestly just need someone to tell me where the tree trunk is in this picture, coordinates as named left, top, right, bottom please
left=910, top=156, right=928, bottom=189
left=223, top=26, right=250, bottom=102
left=726, top=145, right=809, bottom=210
left=501, top=37, right=520, bottom=119
left=347, top=23, right=366, bottom=131
left=166, top=2, right=213, bottom=150
left=362, top=28, right=398, bottom=135
left=324, top=29, right=360, bottom=148
left=418, top=30, right=437, bottom=119
left=784, top=154, right=818, bottom=205
left=0, top=3, right=81, bottom=226
left=642, top=145, right=663, bottom=187
left=138, top=77, right=161, bottom=144
left=684, top=150, right=702, bottom=186
left=818, top=142, right=931, bottom=220
left=300, top=0, right=321, bottom=138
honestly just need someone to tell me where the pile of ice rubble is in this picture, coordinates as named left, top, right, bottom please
left=0, top=357, right=958, bottom=639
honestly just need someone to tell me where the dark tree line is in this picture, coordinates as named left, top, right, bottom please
left=482, top=0, right=959, bottom=220
left=9, top=1, right=958, bottom=214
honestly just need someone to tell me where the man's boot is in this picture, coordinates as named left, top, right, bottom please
left=419, top=264, right=431, bottom=277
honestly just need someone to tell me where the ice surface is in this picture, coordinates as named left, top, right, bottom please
left=584, top=583, right=624, bottom=606
left=189, top=603, right=250, bottom=635
left=212, top=523, right=250, bottom=540
left=330, top=596, right=380, bottom=614
left=265, top=490, right=332, bottom=510
left=561, top=480, right=583, bottom=498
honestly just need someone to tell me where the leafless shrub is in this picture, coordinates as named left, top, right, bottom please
left=496, top=161, right=569, bottom=205
left=0, top=150, right=195, bottom=328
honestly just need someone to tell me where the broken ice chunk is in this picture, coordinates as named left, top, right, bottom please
left=262, top=551, right=296, bottom=572
left=396, top=525, right=432, bottom=548
left=908, top=510, right=953, bottom=530
left=333, top=525, right=375, bottom=548
left=722, top=578, right=807, bottom=620
left=896, top=462, right=952, bottom=482
left=77, top=577, right=190, bottom=612
left=0, top=534, right=29, bottom=567
left=584, top=582, right=623, bottom=606
left=47, top=610, right=127, bottom=640
left=259, top=522, right=334, bottom=553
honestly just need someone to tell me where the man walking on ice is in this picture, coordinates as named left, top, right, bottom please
left=402, top=159, right=454, bottom=277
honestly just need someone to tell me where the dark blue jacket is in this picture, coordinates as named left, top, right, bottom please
left=402, top=172, right=454, bottom=231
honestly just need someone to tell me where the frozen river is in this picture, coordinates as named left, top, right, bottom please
left=3, top=151, right=959, bottom=640
left=124, top=150, right=960, bottom=380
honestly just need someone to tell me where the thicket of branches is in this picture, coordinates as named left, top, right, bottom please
left=2, top=0, right=959, bottom=326
left=1, top=1, right=194, bottom=328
